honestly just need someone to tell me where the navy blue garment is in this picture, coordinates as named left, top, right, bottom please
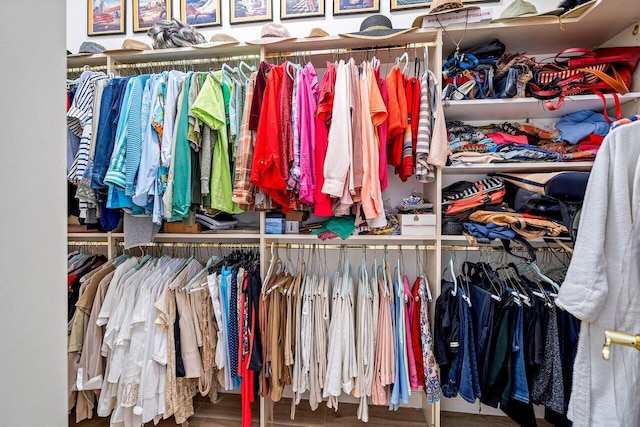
left=91, top=77, right=130, bottom=190
left=99, top=199, right=122, bottom=232
left=458, top=285, right=482, bottom=403
left=509, top=304, right=529, bottom=404
left=470, top=280, right=498, bottom=392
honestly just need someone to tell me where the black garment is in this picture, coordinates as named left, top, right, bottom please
left=174, top=295, right=186, bottom=378
left=481, top=298, right=516, bottom=408
left=434, top=279, right=461, bottom=394
left=247, top=269, right=263, bottom=400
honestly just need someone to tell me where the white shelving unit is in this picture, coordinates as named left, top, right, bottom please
left=67, top=1, right=640, bottom=425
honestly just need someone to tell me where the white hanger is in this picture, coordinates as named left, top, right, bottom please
left=185, top=255, right=218, bottom=293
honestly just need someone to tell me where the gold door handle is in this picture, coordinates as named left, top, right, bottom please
left=603, top=330, right=640, bottom=360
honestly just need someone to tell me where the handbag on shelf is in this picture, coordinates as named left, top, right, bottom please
left=528, top=46, right=639, bottom=121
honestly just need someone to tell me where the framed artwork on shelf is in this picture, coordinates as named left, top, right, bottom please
left=281, top=0, right=324, bottom=20
left=133, top=0, right=172, bottom=32
left=333, top=0, right=379, bottom=15
left=230, top=0, right=272, bottom=24
left=88, top=0, right=125, bottom=35
left=180, top=0, right=221, bottom=27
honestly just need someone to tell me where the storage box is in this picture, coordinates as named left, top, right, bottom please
left=285, top=221, right=299, bottom=234
left=399, top=214, right=437, bottom=236
left=266, top=213, right=286, bottom=234
left=163, top=221, right=202, bottom=234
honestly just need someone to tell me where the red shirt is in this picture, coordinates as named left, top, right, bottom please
left=314, top=62, right=337, bottom=217
left=250, top=65, right=291, bottom=211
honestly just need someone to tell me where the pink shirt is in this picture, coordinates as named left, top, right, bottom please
left=403, top=275, right=419, bottom=391
left=298, top=62, right=318, bottom=206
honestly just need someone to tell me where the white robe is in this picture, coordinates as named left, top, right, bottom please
left=556, top=121, right=640, bottom=427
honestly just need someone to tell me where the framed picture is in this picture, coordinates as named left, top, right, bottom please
left=390, top=0, right=430, bottom=11
left=281, top=0, right=324, bottom=20
left=230, top=0, right=272, bottom=24
left=88, top=0, right=125, bottom=35
left=133, top=0, right=172, bottom=32
left=181, top=0, right=221, bottom=27
left=333, top=0, right=379, bottom=15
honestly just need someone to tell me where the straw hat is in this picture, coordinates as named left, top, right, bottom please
left=412, top=0, right=480, bottom=27
left=246, top=23, right=295, bottom=45
left=307, top=27, right=330, bottom=38
left=103, top=39, right=152, bottom=54
left=193, top=33, right=240, bottom=49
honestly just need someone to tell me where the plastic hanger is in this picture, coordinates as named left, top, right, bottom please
left=395, top=51, right=409, bottom=76
left=185, top=255, right=219, bottom=293
left=238, top=61, right=256, bottom=84
left=416, top=246, right=432, bottom=302
left=221, top=63, right=240, bottom=85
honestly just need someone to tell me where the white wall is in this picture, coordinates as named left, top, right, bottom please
left=0, top=1, right=68, bottom=426
left=67, top=0, right=561, bottom=51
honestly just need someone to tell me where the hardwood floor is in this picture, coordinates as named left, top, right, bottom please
left=69, top=394, right=554, bottom=426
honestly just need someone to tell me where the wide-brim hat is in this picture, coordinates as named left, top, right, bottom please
left=103, top=39, right=153, bottom=54
left=340, top=14, right=415, bottom=40
left=412, top=0, right=480, bottom=28
left=67, top=41, right=106, bottom=57
left=193, top=33, right=240, bottom=49
left=246, top=23, right=295, bottom=45
left=492, top=0, right=563, bottom=23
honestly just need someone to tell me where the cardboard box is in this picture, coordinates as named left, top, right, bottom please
left=399, top=214, right=437, bottom=236
left=163, top=222, right=202, bottom=234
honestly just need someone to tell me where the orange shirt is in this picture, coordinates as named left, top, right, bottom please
left=385, top=66, right=408, bottom=169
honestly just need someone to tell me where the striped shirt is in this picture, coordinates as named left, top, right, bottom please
left=415, top=71, right=438, bottom=183
left=232, top=72, right=257, bottom=209
left=67, top=71, right=108, bottom=182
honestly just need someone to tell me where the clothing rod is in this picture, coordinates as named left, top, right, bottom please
left=113, top=55, right=261, bottom=70
left=264, top=42, right=436, bottom=59
left=269, top=243, right=436, bottom=251
left=441, top=245, right=570, bottom=253
left=67, top=65, right=108, bottom=73
left=114, top=241, right=259, bottom=248
left=67, top=241, right=109, bottom=246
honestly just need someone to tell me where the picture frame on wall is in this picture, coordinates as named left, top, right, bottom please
left=334, top=0, right=379, bottom=15
left=87, top=0, right=125, bottom=35
left=181, top=0, right=222, bottom=27
left=390, top=0, right=430, bottom=11
left=133, top=0, right=172, bottom=32
left=230, top=0, right=272, bottom=24
left=281, top=0, right=324, bottom=20
left=391, top=0, right=498, bottom=10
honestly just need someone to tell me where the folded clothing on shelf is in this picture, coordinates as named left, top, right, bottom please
left=195, top=212, right=239, bottom=230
